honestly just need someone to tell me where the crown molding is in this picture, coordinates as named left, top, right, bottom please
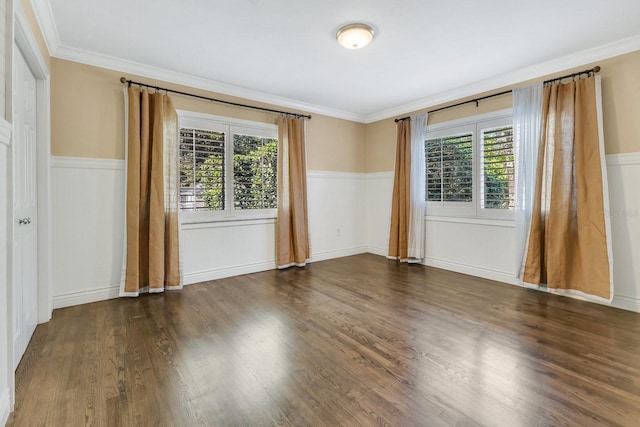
left=363, top=34, right=640, bottom=123
left=30, top=0, right=60, bottom=56
left=53, top=45, right=367, bottom=123
left=22, top=3, right=640, bottom=125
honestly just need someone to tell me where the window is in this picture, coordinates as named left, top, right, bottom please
left=425, top=110, right=513, bottom=219
left=178, top=111, right=278, bottom=222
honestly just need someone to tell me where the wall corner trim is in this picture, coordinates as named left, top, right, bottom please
left=0, top=120, right=11, bottom=147
left=0, top=387, right=10, bottom=427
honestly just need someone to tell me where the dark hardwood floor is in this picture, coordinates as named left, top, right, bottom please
left=7, top=254, right=640, bottom=426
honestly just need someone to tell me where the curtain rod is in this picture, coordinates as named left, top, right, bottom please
left=120, top=77, right=312, bottom=120
left=394, top=65, right=601, bottom=123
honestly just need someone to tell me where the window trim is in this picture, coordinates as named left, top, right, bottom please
left=425, top=108, right=514, bottom=221
left=177, top=110, right=278, bottom=224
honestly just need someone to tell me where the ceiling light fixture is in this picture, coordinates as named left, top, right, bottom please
left=336, top=23, right=374, bottom=50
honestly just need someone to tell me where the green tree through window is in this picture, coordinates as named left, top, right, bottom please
left=233, top=134, right=278, bottom=210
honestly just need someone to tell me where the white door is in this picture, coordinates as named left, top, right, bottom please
left=13, top=46, right=38, bottom=369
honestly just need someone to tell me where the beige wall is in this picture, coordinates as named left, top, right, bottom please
left=365, top=50, right=640, bottom=172
left=50, top=49, right=640, bottom=173
left=51, top=58, right=366, bottom=172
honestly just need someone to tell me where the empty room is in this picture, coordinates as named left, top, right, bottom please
left=2, top=0, right=640, bottom=425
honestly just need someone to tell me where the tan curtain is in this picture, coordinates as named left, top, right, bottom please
left=388, top=120, right=411, bottom=260
left=522, top=75, right=613, bottom=301
left=276, top=115, right=310, bottom=268
left=121, top=87, right=182, bottom=296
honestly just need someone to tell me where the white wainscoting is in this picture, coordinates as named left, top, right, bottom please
left=365, top=172, right=394, bottom=256
left=364, top=153, right=640, bottom=312
left=606, top=153, right=640, bottom=312
left=50, top=159, right=369, bottom=307
left=307, top=171, right=367, bottom=260
left=48, top=154, right=640, bottom=312
left=181, top=219, right=277, bottom=285
left=424, top=217, right=517, bottom=285
left=51, top=157, right=125, bottom=308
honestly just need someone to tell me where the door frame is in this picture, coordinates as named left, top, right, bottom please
left=8, top=0, right=52, bottom=409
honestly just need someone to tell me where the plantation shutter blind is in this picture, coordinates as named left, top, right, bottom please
left=425, top=133, right=473, bottom=202
left=179, top=128, right=226, bottom=211
left=482, top=125, right=514, bottom=209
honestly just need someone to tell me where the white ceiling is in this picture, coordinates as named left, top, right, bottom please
left=37, top=0, right=640, bottom=122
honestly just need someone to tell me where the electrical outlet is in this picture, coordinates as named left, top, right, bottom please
left=336, top=228, right=341, bottom=237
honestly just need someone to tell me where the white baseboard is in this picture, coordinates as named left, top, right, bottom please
left=51, top=248, right=368, bottom=307
left=311, top=246, right=367, bottom=262
left=365, top=246, right=388, bottom=257
left=0, top=387, right=10, bottom=427
left=611, top=295, right=640, bottom=312
left=423, top=257, right=519, bottom=286
left=53, top=285, right=120, bottom=309
left=183, top=261, right=275, bottom=285
left=425, top=257, right=640, bottom=313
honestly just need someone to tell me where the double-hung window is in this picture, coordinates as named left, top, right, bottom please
left=178, top=111, right=278, bottom=222
left=425, top=110, right=514, bottom=219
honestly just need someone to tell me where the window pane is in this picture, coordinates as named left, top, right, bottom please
left=425, top=138, right=443, bottom=201
left=233, top=134, right=278, bottom=210
left=482, top=125, right=514, bottom=209
left=425, top=133, right=473, bottom=202
left=179, top=128, right=225, bottom=211
left=442, top=133, right=473, bottom=202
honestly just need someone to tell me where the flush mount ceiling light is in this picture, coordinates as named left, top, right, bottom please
left=336, top=23, right=374, bottom=49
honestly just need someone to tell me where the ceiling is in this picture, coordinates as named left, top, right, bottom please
left=37, top=0, right=640, bottom=122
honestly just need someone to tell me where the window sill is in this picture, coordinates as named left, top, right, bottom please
left=425, top=215, right=515, bottom=228
left=181, top=216, right=276, bottom=230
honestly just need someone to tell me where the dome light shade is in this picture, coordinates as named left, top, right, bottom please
left=336, top=23, right=374, bottom=49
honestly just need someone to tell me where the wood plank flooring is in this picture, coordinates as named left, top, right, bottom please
left=7, top=254, right=640, bottom=426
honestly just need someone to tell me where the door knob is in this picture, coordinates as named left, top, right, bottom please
left=18, top=217, right=31, bottom=225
